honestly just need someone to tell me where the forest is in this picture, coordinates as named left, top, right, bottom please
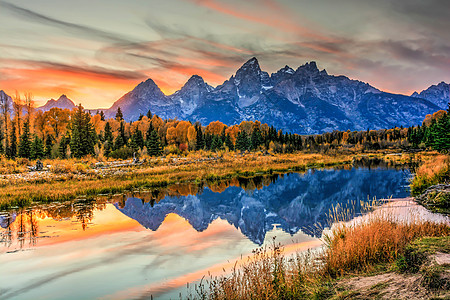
left=0, top=94, right=449, bottom=160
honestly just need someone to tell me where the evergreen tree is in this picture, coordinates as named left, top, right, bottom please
left=210, top=135, right=223, bottom=152
left=425, top=119, right=437, bottom=149
left=146, top=109, right=152, bottom=119
left=236, top=131, right=250, bottom=151
left=59, top=135, right=69, bottom=158
left=251, top=127, right=263, bottom=150
left=115, top=107, right=123, bottom=121
left=8, top=122, right=17, bottom=159
left=204, top=133, right=212, bottom=150
left=130, top=129, right=145, bottom=151
left=224, top=133, right=234, bottom=150
left=104, top=122, right=114, bottom=156
left=18, top=120, right=32, bottom=158
left=44, top=135, right=54, bottom=158
left=70, top=104, right=95, bottom=158
left=31, top=135, right=44, bottom=159
left=100, top=111, right=105, bottom=121
left=147, top=130, right=162, bottom=156
left=146, top=122, right=154, bottom=142
left=195, top=125, right=204, bottom=150
left=430, top=114, right=450, bottom=152
left=114, top=121, right=127, bottom=150
left=138, top=114, right=144, bottom=121
left=0, top=124, right=4, bottom=154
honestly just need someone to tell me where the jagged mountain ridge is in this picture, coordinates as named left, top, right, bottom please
left=1, top=91, right=76, bottom=113
left=115, top=168, right=410, bottom=245
left=37, top=94, right=76, bottom=112
left=105, top=58, right=441, bottom=134
left=411, top=81, right=450, bottom=110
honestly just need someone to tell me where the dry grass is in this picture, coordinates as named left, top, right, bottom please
left=410, top=154, right=450, bottom=195
left=0, top=156, right=28, bottom=174
left=322, top=213, right=449, bottom=277
left=0, top=151, right=433, bottom=210
left=0, top=152, right=355, bottom=209
left=188, top=210, right=450, bottom=300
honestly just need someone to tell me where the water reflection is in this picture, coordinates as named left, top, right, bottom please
left=0, top=199, right=107, bottom=250
left=0, top=166, right=412, bottom=300
left=1, top=168, right=410, bottom=248
left=116, top=168, right=410, bottom=245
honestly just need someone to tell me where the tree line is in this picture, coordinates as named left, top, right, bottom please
left=0, top=93, right=448, bottom=160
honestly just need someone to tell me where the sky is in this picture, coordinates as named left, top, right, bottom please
left=1, top=0, right=449, bottom=108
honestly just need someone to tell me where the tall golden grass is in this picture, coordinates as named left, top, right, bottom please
left=410, top=154, right=450, bottom=195
left=188, top=209, right=449, bottom=300
left=322, top=213, right=449, bottom=277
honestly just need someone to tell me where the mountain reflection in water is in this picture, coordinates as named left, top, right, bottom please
left=116, top=168, right=410, bottom=245
left=0, top=166, right=411, bottom=300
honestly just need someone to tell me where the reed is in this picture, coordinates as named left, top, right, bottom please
left=410, top=154, right=450, bottom=195
left=188, top=208, right=449, bottom=299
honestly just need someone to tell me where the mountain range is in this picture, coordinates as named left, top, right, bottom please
left=36, top=94, right=76, bottom=111
left=0, top=91, right=76, bottom=114
left=1, top=58, right=449, bottom=134
left=105, top=57, right=448, bottom=134
left=115, top=168, right=410, bottom=245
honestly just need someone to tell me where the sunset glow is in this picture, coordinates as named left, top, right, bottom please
left=1, top=0, right=449, bottom=108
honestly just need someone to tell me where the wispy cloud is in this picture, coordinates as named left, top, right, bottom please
left=0, top=1, right=133, bottom=44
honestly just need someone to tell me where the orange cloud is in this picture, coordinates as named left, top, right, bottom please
left=191, top=0, right=335, bottom=43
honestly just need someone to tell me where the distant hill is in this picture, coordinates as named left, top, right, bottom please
left=37, top=94, right=76, bottom=112
left=106, top=57, right=441, bottom=134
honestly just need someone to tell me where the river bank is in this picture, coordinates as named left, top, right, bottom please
left=186, top=198, right=450, bottom=300
left=0, top=150, right=423, bottom=210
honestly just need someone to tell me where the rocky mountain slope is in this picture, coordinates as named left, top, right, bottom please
left=106, top=58, right=441, bottom=134
left=411, top=81, right=450, bottom=110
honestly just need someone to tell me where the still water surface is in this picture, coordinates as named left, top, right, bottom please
left=0, top=167, right=411, bottom=299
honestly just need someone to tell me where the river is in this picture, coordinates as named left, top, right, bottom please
left=0, top=166, right=411, bottom=299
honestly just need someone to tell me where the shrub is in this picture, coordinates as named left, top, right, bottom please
left=109, top=146, right=134, bottom=159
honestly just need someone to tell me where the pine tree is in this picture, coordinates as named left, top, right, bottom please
left=18, top=120, right=32, bottom=158
left=251, top=127, right=263, bottom=150
left=431, top=114, right=450, bottom=152
left=114, top=121, right=127, bottom=150
left=204, top=133, right=212, bottom=150
left=146, top=109, right=152, bottom=119
left=146, top=122, right=154, bottom=142
left=104, top=122, right=113, bottom=156
left=100, top=111, right=105, bottom=121
left=8, top=122, right=17, bottom=159
left=225, top=133, right=234, bottom=150
left=31, top=135, right=44, bottom=159
left=195, top=125, right=204, bottom=150
left=236, top=131, right=250, bottom=151
left=59, top=135, right=69, bottom=158
left=210, top=135, right=223, bottom=152
left=0, top=124, right=4, bottom=154
left=131, top=129, right=145, bottom=151
left=44, top=135, right=53, bottom=158
left=115, top=107, right=123, bottom=121
left=147, top=130, right=162, bottom=156
left=70, top=104, right=95, bottom=158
